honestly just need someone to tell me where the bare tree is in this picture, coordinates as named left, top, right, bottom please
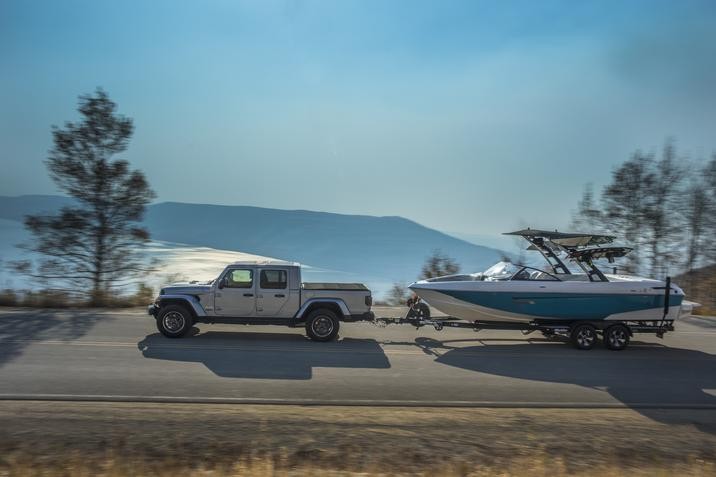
left=641, top=141, right=684, bottom=278
left=601, top=152, right=652, bottom=274
left=571, top=183, right=603, bottom=232
left=682, top=161, right=710, bottom=277
left=18, top=89, right=155, bottom=305
left=386, top=282, right=411, bottom=306
left=573, top=140, right=716, bottom=279
left=704, top=155, right=716, bottom=264
left=420, top=250, right=460, bottom=279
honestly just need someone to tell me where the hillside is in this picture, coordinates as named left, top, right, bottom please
left=0, top=195, right=504, bottom=284
left=674, top=265, right=716, bottom=315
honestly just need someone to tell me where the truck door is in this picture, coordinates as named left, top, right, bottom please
left=214, top=268, right=256, bottom=317
left=256, top=268, right=291, bottom=317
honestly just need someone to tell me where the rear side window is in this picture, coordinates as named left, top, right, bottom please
left=260, top=269, right=287, bottom=289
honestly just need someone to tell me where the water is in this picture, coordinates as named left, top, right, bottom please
left=0, top=218, right=394, bottom=298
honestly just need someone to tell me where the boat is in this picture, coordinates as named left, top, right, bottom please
left=408, top=229, right=685, bottom=324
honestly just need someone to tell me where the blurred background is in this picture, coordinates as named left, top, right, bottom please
left=1, top=1, right=715, bottom=475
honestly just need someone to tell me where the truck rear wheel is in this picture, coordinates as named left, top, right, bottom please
left=156, top=304, right=193, bottom=338
left=305, top=308, right=340, bottom=342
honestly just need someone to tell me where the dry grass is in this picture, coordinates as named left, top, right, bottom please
left=1, top=402, right=715, bottom=476
left=0, top=284, right=155, bottom=309
left=676, top=265, right=716, bottom=315
left=2, top=451, right=714, bottom=476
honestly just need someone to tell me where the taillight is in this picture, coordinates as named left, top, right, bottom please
left=365, top=295, right=372, bottom=307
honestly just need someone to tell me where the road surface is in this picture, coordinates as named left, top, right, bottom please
left=1, top=307, right=715, bottom=414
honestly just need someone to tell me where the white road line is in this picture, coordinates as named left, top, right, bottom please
left=0, top=393, right=715, bottom=409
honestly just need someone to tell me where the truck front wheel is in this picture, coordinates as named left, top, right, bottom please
left=156, top=304, right=193, bottom=338
left=305, top=308, right=340, bottom=342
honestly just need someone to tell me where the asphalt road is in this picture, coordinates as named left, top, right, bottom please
left=1, top=307, right=715, bottom=412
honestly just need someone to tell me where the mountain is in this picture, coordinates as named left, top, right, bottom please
left=0, top=195, right=76, bottom=222
left=0, top=195, right=505, bottom=283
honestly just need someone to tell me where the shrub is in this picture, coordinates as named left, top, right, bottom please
left=20, top=290, right=73, bottom=308
left=0, top=289, right=18, bottom=306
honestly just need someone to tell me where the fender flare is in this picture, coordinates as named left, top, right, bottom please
left=294, top=298, right=350, bottom=321
left=157, top=294, right=207, bottom=317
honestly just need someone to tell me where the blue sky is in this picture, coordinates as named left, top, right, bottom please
left=1, top=0, right=715, bottom=237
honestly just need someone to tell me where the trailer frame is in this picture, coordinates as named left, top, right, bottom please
left=375, top=310, right=675, bottom=350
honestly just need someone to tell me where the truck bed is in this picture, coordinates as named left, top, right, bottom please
left=302, top=282, right=369, bottom=291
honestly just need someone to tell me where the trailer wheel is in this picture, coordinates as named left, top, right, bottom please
left=156, top=304, right=193, bottom=338
left=570, top=323, right=597, bottom=350
left=305, top=308, right=340, bottom=342
left=604, top=324, right=630, bottom=351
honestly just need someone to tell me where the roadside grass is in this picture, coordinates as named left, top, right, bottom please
left=0, top=284, right=154, bottom=308
left=676, top=266, right=716, bottom=315
left=2, top=403, right=715, bottom=477
left=2, top=450, right=715, bottom=476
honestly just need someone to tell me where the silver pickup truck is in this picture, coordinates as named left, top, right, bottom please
left=148, top=260, right=373, bottom=341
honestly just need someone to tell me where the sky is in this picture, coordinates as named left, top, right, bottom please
left=1, top=0, right=715, bottom=238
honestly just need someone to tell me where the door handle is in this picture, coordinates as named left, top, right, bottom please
left=274, top=294, right=285, bottom=298
left=243, top=293, right=254, bottom=297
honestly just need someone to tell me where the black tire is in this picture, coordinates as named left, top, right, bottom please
left=156, top=304, right=193, bottom=338
left=604, top=324, right=630, bottom=351
left=305, top=308, right=340, bottom=342
left=570, top=323, right=597, bottom=350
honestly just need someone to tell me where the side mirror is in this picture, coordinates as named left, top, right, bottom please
left=218, top=277, right=226, bottom=289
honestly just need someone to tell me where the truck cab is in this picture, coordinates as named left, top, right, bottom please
left=148, top=260, right=373, bottom=341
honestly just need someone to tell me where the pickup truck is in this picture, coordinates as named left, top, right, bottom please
left=148, top=260, right=374, bottom=341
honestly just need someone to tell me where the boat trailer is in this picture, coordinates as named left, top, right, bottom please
left=375, top=311, right=675, bottom=350
left=376, top=311, right=675, bottom=334
left=374, top=271, right=678, bottom=351
left=375, top=280, right=676, bottom=351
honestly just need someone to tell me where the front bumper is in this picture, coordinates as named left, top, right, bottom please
left=147, top=304, right=158, bottom=316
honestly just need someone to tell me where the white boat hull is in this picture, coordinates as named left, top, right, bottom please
left=410, top=278, right=685, bottom=324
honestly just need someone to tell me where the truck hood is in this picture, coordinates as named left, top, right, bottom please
left=161, top=283, right=213, bottom=295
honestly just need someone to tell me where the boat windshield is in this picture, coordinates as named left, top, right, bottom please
left=482, top=261, right=521, bottom=280
left=482, top=261, right=559, bottom=281
left=422, top=261, right=560, bottom=283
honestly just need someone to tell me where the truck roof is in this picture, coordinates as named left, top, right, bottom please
left=228, top=260, right=301, bottom=267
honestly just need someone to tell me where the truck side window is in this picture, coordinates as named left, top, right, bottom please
left=226, top=269, right=253, bottom=288
left=260, top=269, right=287, bottom=289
